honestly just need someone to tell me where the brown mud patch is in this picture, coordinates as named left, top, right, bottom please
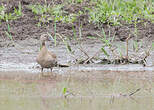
left=0, top=0, right=153, bottom=42
left=0, top=0, right=154, bottom=74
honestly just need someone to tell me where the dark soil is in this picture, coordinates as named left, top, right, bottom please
left=0, top=0, right=153, bottom=43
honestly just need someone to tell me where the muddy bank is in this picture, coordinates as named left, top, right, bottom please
left=0, top=0, right=154, bottom=74
left=0, top=0, right=153, bottom=43
left=0, top=38, right=154, bottom=73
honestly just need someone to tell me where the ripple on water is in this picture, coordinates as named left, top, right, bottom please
left=0, top=62, right=154, bottom=74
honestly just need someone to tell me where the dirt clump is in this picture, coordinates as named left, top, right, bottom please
left=0, top=0, right=153, bottom=45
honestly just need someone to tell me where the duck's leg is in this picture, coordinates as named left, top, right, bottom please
left=38, top=67, right=44, bottom=78
left=41, top=67, right=44, bottom=76
left=50, top=67, right=56, bottom=77
left=50, top=67, right=53, bottom=72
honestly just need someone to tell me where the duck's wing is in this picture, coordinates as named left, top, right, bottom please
left=43, top=54, right=57, bottom=67
left=36, top=46, right=48, bottom=63
left=48, top=51, right=57, bottom=59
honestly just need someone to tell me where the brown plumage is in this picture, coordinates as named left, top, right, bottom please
left=36, top=35, right=57, bottom=73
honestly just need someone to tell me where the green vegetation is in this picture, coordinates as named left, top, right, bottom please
left=26, top=0, right=154, bottom=25
left=94, top=27, right=154, bottom=65
left=0, top=2, right=22, bottom=22
left=0, top=2, right=22, bottom=40
left=5, top=23, right=13, bottom=40
left=27, top=3, right=77, bottom=26
left=0, top=0, right=153, bottom=65
left=87, top=0, right=154, bottom=25
left=0, top=0, right=153, bottom=25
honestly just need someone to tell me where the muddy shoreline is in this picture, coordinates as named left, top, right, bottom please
left=0, top=38, right=154, bottom=73
left=0, top=0, right=154, bottom=75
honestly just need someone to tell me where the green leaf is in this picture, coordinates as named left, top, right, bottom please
left=152, top=42, right=154, bottom=47
left=7, top=23, right=10, bottom=32
left=101, top=47, right=109, bottom=57
left=62, top=87, right=67, bottom=94
left=66, top=44, right=72, bottom=53
left=5, top=31, right=12, bottom=40
left=39, top=44, right=42, bottom=51
left=152, top=42, right=154, bottom=50
left=101, top=28, right=106, bottom=39
left=87, top=36, right=97, bottom=39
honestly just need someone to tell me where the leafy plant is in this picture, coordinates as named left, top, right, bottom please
left=0, top=3, right=22, bottom=22
left=62, top=87, right=67, bottom=95
left=14, top=2, right=22, bottom=17
left=0, top=5, right=6, bottom=21
left=87, top=0, right=154, bottom=25
left=101, top=47, right=109, bottom=57
left=5, top=23, right=13, bottom=40
left=28, top=4, right=48, bottom=15
left=5, top=31, right=12, bottom=40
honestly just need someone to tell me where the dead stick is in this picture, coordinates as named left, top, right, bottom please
left=79, top=45, right=90, bottom=59
left=129, top=88, right=141, bottom=96
left=84, top=49, right=101, bottom=64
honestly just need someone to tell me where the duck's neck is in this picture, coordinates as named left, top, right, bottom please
left=42, top=41, right=45, bottom=46
left=41, top=41, right=47, bottom=53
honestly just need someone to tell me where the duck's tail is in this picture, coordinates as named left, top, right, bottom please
left=56, top=64, right=69, bottom=67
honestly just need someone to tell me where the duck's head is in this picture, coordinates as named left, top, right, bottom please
left=40, top=34, right=48, bottom=46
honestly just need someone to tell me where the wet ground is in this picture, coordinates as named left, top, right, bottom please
left=0, top=38, right=154, bottom=72
left=0, top=0, right=154, bottom=72
left=0, top=0, right=154, bottom=42
left=0, top=35, right=154, bottom=84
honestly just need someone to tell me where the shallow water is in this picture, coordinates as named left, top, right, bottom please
left=0, top=70, right=153, bottom=110
left=1, top=61, right=154, bottom=74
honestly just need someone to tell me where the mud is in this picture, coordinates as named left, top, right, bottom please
left=0, top=38, right=154, bottom=73
left=0, top=0, right=153, bottom=42
left=0, top=0, right=154, bottom=73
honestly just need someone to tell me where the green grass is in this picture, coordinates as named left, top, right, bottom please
left=0, top=2, right=22, bottom=22
left=1, top=0, right=153, bottom=25
left=27, top=3, right=78, bottom=26
left=87, top=0, right=154, bottom=25
left=26, top=0, right=154, bottom=28
left=0, top=0, right=153, bottom=60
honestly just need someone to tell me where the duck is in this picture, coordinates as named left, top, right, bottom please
left=36, top=34, right=69, bottom=75
left=36, top=34, right=57, bottom=74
